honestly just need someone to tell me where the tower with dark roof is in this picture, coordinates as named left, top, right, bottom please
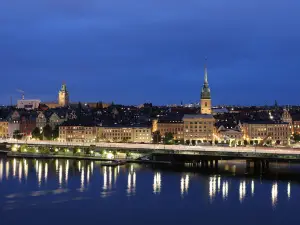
left=58, top=83, right=69, bottom=107
left=200, top=61, right=212, bottom=114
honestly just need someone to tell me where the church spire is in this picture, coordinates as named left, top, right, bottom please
left=200, top=58, right=212, bottom=114
left=201, top=58, right=211, bottom=100
left=204, top=57, right=208, bottom=84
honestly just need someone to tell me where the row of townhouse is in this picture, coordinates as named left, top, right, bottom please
left=0, top=110, right=69, bottom=138
left=59, top=123, right=152, bottom=143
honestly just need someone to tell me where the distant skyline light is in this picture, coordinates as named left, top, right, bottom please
left=1, top=0, right=300, bottom=106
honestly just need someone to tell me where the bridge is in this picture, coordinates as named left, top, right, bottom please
left=1, top=139, right=300, bottom=169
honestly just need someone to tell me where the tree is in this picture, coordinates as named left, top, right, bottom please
left=52, top=126, right=59, bottom=140
left=293, top=134, right=300, bottom=142
left=164, top=132, right=174, bottom=144
left=32, top=127, right=42, bottom=140
left=152, top=131, right=162, bottom=144
left=244, top=140, right=248, bottom=146
left=43, top=125, right=53, bottom=140
left=13, top=130, right=23, bottom=140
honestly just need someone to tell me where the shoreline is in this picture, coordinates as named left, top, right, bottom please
left=2, top=151, right=172, bottom=165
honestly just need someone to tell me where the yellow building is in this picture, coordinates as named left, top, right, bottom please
left=183, top=114, right=215, bottom=144
left=98, top=127, right=133, bottom=142
left=242, top=121, right=290, bottom=145
left=0, top=121, right=8, bottom=138
left=58, top=83, right=69, bottom=107
left=59, top=126, right=97, bottom=143
left=98, top=126, right=152, bottom=143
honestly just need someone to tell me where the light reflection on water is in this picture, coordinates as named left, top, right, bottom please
left=0, top=157, right=299, bottom=212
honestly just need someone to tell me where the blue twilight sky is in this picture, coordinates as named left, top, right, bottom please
left=1, top=0, right=300, bottom=106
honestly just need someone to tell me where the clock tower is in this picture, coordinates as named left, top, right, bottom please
left=58, top=83, right=69, bottom=107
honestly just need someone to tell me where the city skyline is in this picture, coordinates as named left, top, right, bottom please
left=1, top=0, right=300, bottom=105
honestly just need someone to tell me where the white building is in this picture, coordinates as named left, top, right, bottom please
left=17, top=99, right=41, bottom=110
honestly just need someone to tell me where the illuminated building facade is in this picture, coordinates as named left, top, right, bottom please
left=152, top=119, right=184, bottom=140
left=0, top=121, right=8, bottom=138
left=98, top=126, right=152, bottom=143
left=58, top=83, right=69, bottom=107
left=242, top=121, right=290, bottom=145
left=59, top=126, right=97, bottom=143
left=183, top=114, right=215, bottom=143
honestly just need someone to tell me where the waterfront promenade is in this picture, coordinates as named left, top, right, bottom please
left=1, top=139, right=300, bottom=156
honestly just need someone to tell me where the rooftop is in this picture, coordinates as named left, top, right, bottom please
left=183, top=114, right=214, bottom=119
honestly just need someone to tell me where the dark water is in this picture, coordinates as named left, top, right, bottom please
left=0, top=157, right=299, bottom=225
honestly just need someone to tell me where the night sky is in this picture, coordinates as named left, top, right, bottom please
left=1, top=0, right=300, bottom=106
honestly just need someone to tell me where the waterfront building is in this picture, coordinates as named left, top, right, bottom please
left=242, top=121, right=290, bottom=145
left=152, top=118, right=184, bottom=140
left=58, top=83, right=69, bottom=107
left=183, top=62, right=215, bottom=144
left=98, top=125, right=152, bottom=143
left=0, top=120, right=8, bottom=138
left=59, top=124, right=97, bottom=143
left=183, top=114, right=215, bottom=144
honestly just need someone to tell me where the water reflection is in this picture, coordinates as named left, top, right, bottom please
left=222, top=181, right=228, bottom=200
left=1, top=158, right=300, bottom=209
left=153, top=172, right=161, bottom=194
left=251, top=180, right=255, bottom=197
left=180, top=174, right=189, bottom=197
left=65, top=160, right=69, bottom=184
left=80, top=166, right=84, bottom=191
left=13, top=159, right=16, bottom=178
left=45, top=163, right=48, bottom=183
left=18, top=162, right=22, bottom=183
left=239, top=180, right=246, bottom=203
left=287, top=182, right=291, bottom=199
left=272, top=182, right=278, bottom=208
left=209, top=176, right=217, bottom=202
left=6, top=161, right=9, bottom=179
left=38, top=162, right=42, bottom=186
left=24, top=159, right=28, bottom=180
left=0, top=159, right=3, bottom=182
left=127, top=168, right=136, bottom=196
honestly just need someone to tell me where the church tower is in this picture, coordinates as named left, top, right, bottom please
left=200, top=62, right=212, bottom=114
left=58, top=83, right=69, bottom=107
